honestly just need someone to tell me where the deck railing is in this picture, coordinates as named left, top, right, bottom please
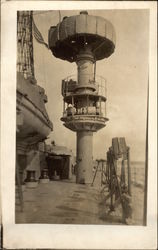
left=62, top=103, right=107, bottom=119
left=62, top=74, right=107, bottom=98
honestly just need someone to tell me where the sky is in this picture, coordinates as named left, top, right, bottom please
left=33, top=9, right=149, bottom=162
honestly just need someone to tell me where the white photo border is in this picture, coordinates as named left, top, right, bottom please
left=1, top=1, right=157, bottom=249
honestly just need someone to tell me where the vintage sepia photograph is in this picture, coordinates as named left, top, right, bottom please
left=16, top=9, right=148, bottom=225
left=1, top=1, right=157, bottom=249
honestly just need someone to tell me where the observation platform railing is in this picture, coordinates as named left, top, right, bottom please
left=62, top=74, right=107, bottom=98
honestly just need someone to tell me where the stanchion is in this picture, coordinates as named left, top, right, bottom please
left=16, top=154, right=24, bottom=212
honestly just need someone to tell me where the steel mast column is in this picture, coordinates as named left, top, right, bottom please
left=76, top=131, right=93, bottom=184
left=76, top=48, right=95, bottom=87
left=75, top=48, right=95, bottom=184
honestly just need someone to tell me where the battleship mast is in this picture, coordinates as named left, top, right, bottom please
left=49, top=11, right=115, bottom=184
left=17, top=11, right=35, bottom=79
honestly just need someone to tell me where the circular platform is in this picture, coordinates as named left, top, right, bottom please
left=49, top=11, right=116, bottom=62
left=61, top=114, right=108, bottom=132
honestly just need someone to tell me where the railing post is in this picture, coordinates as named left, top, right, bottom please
left=72, top=96, right=74, bottom=106
left=66, top=79, right=68, bottom=93
left=63, top=100, right=65, bottom=114
left=121, top=159, right=125, bottom=185
left=87, top=95, right=89, bottom=114
left=99, top=96, right=101, bottom=115
left=127, top=147, right=131, bottom=196
left=94, top=61, right=96, bottom=81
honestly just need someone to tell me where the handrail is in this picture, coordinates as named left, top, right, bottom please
left=62, top=112, right=107, bottom=120
left=62, top=74, right=107, bottom=98
left=62, top=106, right=107, bottom=119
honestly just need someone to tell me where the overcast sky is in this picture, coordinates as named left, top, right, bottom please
left=33, top=9, right=149, bottom=162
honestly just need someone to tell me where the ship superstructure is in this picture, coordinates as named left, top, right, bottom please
left=16, top=11, right=53, bottom=181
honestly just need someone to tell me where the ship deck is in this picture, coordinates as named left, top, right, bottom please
left=16, top=172, right=144, bottom=225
